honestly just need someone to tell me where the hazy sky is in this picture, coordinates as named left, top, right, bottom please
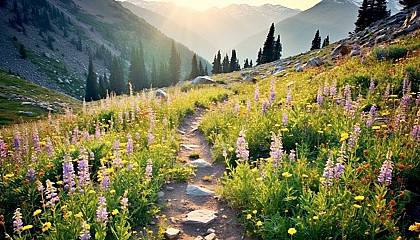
left=143, top=0, right=323, bottom=11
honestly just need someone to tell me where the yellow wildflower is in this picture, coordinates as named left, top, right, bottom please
left=372, top=126, right=381, bottom=130
left=42, top=222, right=51, bottom=232
left=112, top=209, right=119, bottom=215
left=256, top=221, right=262, bottom=226
left=56, top=181, right=63, bottom=185
left=282, top=172, right=292, bottom=178
left=228, top=147, right=234, bottom=152
left=65, top=211, right=73, bottom=218
left=288, top=228, right=297, bottom=235
left=302, top=174, right=309, bottom=178
left=281, top=128, right=289, bottom=132
left=340, top=132, right=349, bottom=142
left=74, top=212, right=83, bottom=218
left=110, top=190, right=116, bottom=194
left=252, top=210, right=257, bottom=214
left=247, top=214, right=252, bottom=220
left=33, top=209, right=42, bottom=217
left=313, top=216, right=319, bottom=220
left=317, top=130, right=324, bottom=134
left=22, top=225, right=33, bottom=231
left=251, top=168, right=258, bottom=173
left=88, top=190, right=96, bottom=194
left=353, top=204, right=362, bottom=209
left=4, top=173, right=14, bottom=180
left=355, top=196, right=365, bottom=201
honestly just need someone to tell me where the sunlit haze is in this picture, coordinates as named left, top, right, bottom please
left=142, top=0, right=323, bottom=11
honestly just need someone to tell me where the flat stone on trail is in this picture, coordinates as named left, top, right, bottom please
left=165, top=227, right=181, bottom=240
left=190, top=159, right=211, bottom=168
left=186, top=185, right=214, bottom=196
left=183, top=209, right=218, bottom=226
left=204, top=233, right=216, bottom=240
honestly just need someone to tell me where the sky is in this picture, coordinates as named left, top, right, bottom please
left=142, top=0, right=323, bottom=11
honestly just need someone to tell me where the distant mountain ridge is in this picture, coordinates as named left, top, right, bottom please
left=120, top=0, right=300, bottom=60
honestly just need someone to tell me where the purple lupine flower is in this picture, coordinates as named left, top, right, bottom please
left=285, top=89, right=292, bottom=107
left=289, top=150, right=296, bottom=162
left=33, top=129, right=41, bottom=153
left=63, top=155, right=76, bottom=193
left=384, top=83, right=390, bottom=99
left=270, top=79, right=276, bottom=103
left=378, top=151, right=394, bottom=186
left=236, top=130, right=249, bottom=162
left=147, top=133, right=155, bottom=145
left=270, top=91, right=276, bottom=103
left=0, top=140, right=6, bottom=159
left=90, top=152, right=94, bottom=160
left=79, top=221, right=91, bottom=240
left=394, top=114, right=406, bottom=129
left=163, top=118, right=168, bottom=125
left=334, top=163, right=345, bottom=178
left=46, top=138, right=54, bottom=157
left=14, top=134, right=21, bottom=151
left=369, top=80, right=375, bottom=93
left=135, top=132, right=140, bottom=139
left=77, top=147, right=90, bottom=191
left=330, top=81, right=337, bottom=97
left=36, top=180, right=44, bottom=192
left=261, top=100, right=269, bottom=115
left=282, top=112, right=288, bottom=127
left=246, top=98, right=251, bottom=111
left=126, top=134, right=133, bottom=156
left=13, top=208, right=23, bottom=233
left=113, top=140, right=120, bottom=151
left=136, top=106, right=141, bottom=114
left=254, top=86, right=260, bottom=102
left=235, top=101, right=240, bottom=115
left=45, top=180, right=59, bottom=206
left=317, top=87, right=324, bottom=105
left=270, top=132, right=283, bottom=168
left=113, top=157, right=122, bottom=168
left=411, top=124, right=420, bottom=140
left=322, top=153, right=335, bottom=186
left=26, top=168, right=36, bottom=182
left=118, top=111, right=123, bottom=124
left=403, top=77, right=410, bottom=94
left=323, top=79, right=329, bottom=96
left=344, top=85, right=351, bottom=99
left=348, top=125, right=361, bottom=152
left=95, top=124, right=101, bottom=139
left=120, top=195, right=129, bottom=211
left=402, top=95, right=411, bottom=108
left=100, top=168, right=110, bottom=191
left=145, top=159, right=153, bottom=181
left=72, top=127, right=79, bottom=145
left=96, top=196, right=108, bottom=226
left=366, top=105, right=377, bottom=127
left=125, top=111, right=130, bottom=122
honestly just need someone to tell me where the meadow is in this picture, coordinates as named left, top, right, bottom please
left=0, top=33, right=420, bottom=240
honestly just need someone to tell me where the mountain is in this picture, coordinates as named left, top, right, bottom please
left=120, top=0, right=300, bottom=60
left=235, top=0, right=360, bottom=61
left=0, top=0, right=208, bottom=99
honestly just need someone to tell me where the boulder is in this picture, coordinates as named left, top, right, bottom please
left=182, top=209, right=218, bottom=226
left=243, top=75, right=256, bottom=82
left=250, top=70, right=260, bottom=76
left=304, top=57, right=323, bottom=68
left=165, top=228, right=181, bottom=240
left=156, top=89, right=168, bottom=98
left=295, top=61, right=302, bottom=72
left=189, top=159, right=211, bottom=168
left=330, top=43, right=352, bottom=58
left=192, top=76, right=215, bottom=85
left=186, top=185, right=214, bottom=196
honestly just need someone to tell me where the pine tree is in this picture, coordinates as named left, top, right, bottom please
left=198, top=60, right=205, bottom=76
left=158, top=60, right=169, bottom=87
left=0, top=0, right=6, bottom=8
left=222, top=54, right=230, bottom=73
left=372, top=0, right=390, bottom=21
left=168, top=40, right=181, bottom=85
left=250, top=60, right=253, bottom=68
left=151, top=58, right=158, bottom=87
left=98, top=73, right=106, bottom=98
left=128, top=42, right=148, bottom=92
left=19, top=43, right=26, bottom=59
left=212, top=50, right=222, bottom=74
left=229, top=49, right=240, bottom=72
left=400, top=0, right=420, bottom=9
left=109, top=57, right=124, bottom=95
left=322, top=35, right=330, bottom=48
left=262, top=23, right=276, bottom=63
left=274, top=35, right=282, bottom=61
left=244, top=59, right=250, bottom=69
left=257, top=48, right=263, bottom=65
left=310, top=30, right=322, bottom=51
left=355, top=0, right=389, bottom=32
left=204, top=65, right=209, bottom=76
left=189, top=54, right=200, bottom=80
left=85, top=55, right=99, bottom=101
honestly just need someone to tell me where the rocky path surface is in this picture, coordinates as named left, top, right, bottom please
left=155, top=109, right=251, bottom=240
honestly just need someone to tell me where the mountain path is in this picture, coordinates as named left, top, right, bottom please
left=153, top=109, right=251, bottom=240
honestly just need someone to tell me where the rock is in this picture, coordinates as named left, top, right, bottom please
left=21, top=102, right=33, bottom=106
left=165, top=228, right=181, bottom=240
left=190, top=159, right=211, bottom=168
left=404, top=22, right=420, bottom=34
left=250, top=70, right=260, bottom=76
left=19, top=111, right=34, bottom=116
left=157, top=191, right=165, bottom=198
left=156, top=89, right=168, bottom=98
left=295, top=61, right=302, bottom=72
left=351, top=48, right=361, bottom=56
left=192, top=76, right=215, bottom=85
left=186, top=185, right=214, bottom=196
left=240, top=71, right=248, bottom=76
left=243, top=75, right=256, bottom=82
left=183, top=209, right=218, bottom=226
left=304, top=57, right=323, bottom=68
left=150, top=221, right=156, bottom=225
left=181, top=144, right=194, bottom=151
left=206, top=228, right=216, bottom=234
left=165, top=186, right=174, bottom=191
left=195, top=237, right=204, bottom=240
left=205, top=233, right=216, bottom=240
left=272, top=65, right=285, bottom=75
left=375, top=34, right=388, bottom=44
left=330, top=43, right=352, bottom=58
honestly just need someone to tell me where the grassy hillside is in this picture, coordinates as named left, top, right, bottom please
left=0, top=71, right=80, bottom=126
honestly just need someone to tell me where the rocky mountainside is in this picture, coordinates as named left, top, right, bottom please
left=120, top=0, right=300, bottom=60
left=235, top=0, right=360, bottom=61
left=0, top=0, right=207, bottom=99
left=350, top=0, right=402, bottom=14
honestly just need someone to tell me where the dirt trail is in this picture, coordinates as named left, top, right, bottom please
left=155, top=109, right=251, bottom=240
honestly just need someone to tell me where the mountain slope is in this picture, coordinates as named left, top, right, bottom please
left=120, top=0, right=300, bottom=60
left=235, top=0, right=359, bottom=61
left=0, top=0, right=208, bottom=99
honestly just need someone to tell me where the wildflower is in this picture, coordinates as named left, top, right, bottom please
left=45, top=138, right=54, bottom=157
left=288, top=228, right=297, bottom=235
left=33, top=129, right=41, bottom=153
left=313, top=216, right=319, bottom=220
left=353, top=204, right=362, bottom=209
left=282, top=172, right=292, bottom=178
left=348, top=125, right=361, bottom=151
left=126, top=134, right=133, bottom=156
left=330, top=80, right=337, bottom=97
left=355, top=196, right=365, bottom=201
left=26, top=168, right=36, bottom=182
left=235, top=101, right=240, bottom=115
left=369, top=80, right=375, bottom=92
left=110, top=190, right=116, bottom=195
left=22, top=225, right=33, bottom=231
left=408, top=222, right=420, bottom=232
left=252, top=210, right=257, bottom=214
left=254, top=85, right=260, bottom=102
left=79, top=221, right=91, bottom=240
left=256, top=221, right=262, bottom=226
left=302, top=174, right=309, bottom=178
left=36, top=180, right=44, bottom=192
left=282, top=112, right=288, bottom=127
left=63, top=155, right=76, bottom=193
left=33, top=209, right=42, bottom=217
left=340, top=132, right=349, bottom=142
left=112, top=209, right=119, bottom=215
left=120, top=191, right=129, bottom=210
left=145, top=159, right=153, bottom=181
left=13, top=208, right=23, bottom=233
left=236, top=130, right=249, bottom=162
left=261, top=100, right=269, bottom=115
left=289, top=150, right=296, bottom=162
left=147, top=132, right=155, bottom=145
left=366, top=105, right=376, bottom=127
left=372, top=126, right=381, bottom=130
left=45, top=180, right=60, bottom=206
left=285, top=89, right=292, bottom=108
left=322, top=153, right=335, bottom=186
left=42, top=222, right=51, bottom=232
left=246, top=214, right=252, bottom=220
left=270, top=132, right=284, bottom=168
left=378, top=150, right=394, bottom=186
left=0, top=140, right=7, bottom=159
left=75, top=212, right=83, bottom=218
left=317, top=86, right=324, bottom=105
left=323, top=79, right=329, bottom=96
left=96, top=196, right=108, bottom=227
left=246, top=98, right=252, bottom=111
left=403, top=76, right=410, bottom=94
left=99, top=167, right=110, bottom=191
left=77, top=146, right=90, bottom=191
